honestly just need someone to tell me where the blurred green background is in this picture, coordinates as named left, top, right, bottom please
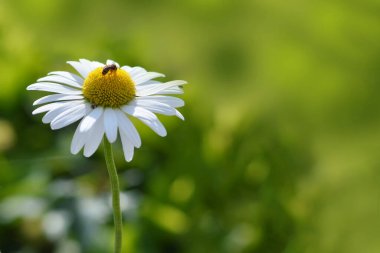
left=1, top=0, right=380, bottom=252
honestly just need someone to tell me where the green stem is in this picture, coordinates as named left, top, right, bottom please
left=103, top=138, right=122, bottom=253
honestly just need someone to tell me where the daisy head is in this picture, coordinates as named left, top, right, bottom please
left=27, top=59, right=186, bottom=161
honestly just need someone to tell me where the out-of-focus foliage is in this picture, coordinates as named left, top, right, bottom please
left=0, top=0, right=380, bottom=252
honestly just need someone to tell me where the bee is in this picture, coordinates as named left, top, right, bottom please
left=102, top=64, right=117, bottom=75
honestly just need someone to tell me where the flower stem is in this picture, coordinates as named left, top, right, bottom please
left=103, top=138, right=122, bottom=253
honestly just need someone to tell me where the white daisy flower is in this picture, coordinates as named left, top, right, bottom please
left=27, top=59, right=186, bottom=161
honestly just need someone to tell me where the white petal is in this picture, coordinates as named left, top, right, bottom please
left=133, top=98, right=184, bottom=119
left=136, top=80, right=186, bottom=96
left=43, top=108, right=68, bottom=124
left=127, top=67, right=147, bottom=79
left=90, top=61, right=104, bottom=69
left=121, top=66, right=132, bottom=72
left=79, top=107, right=104, bottom=132
left=122, top=105, right=167, bottom=137
left=79, top=59, right=96, bottom=72
left=41, top=101, right=83, bottom=124
left=50, top=103, right=88, bottom=130
left=175, top=110, right=185, bottom=120
left=104, top=108, right=118, bottom=143
left=27, top=83, right=82, bottom=94
left=83, top=114, right=104, bottom=157
left=37, top=76, right=82, bottom=88
left=133, top=72, right=165, bottom=85
left=120, top=130, right=134, bottom=162
left=133, top=69, right=165, bottom=81
left=135, top=96, right=184, bottom=108
left=115, top=109, right=141, bottom=147
left=33, top=94, right=84, bottom=106
left=106, top=59, right=120, bottom=68
left=136, top=80, right=162, bottom=86
left=71, top=120, right=87, bottom=154
left=130, top=100, right=183, bottom=119
left=33, top=102, right=65, bottom=115
left=155, top=86, right=184, bottom=95
left=67, top=61, right=91, bottom=78
left=48, top=71, right=84, bottom=84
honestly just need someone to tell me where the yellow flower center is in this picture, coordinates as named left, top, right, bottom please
left=82, top=67, right=136, bottom=107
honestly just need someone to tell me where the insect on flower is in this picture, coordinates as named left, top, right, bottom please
left=102, top=64, right=117, bottom=75
left=27, top=59, right=187, bottom=161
